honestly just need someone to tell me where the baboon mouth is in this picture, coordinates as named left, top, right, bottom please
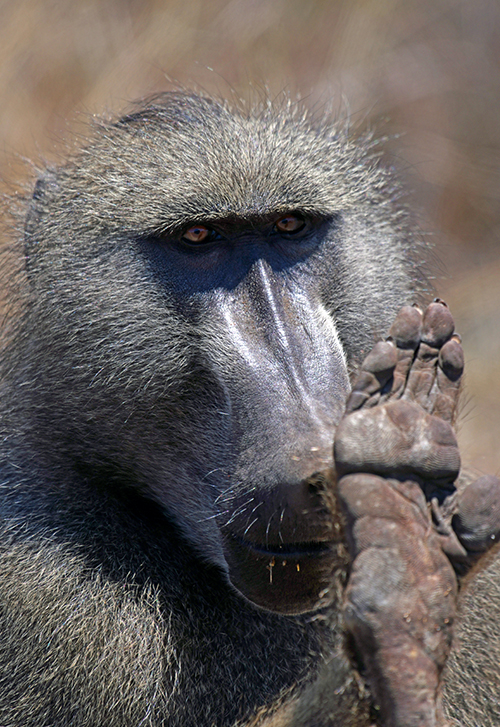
left=222, top=530, right=347, bottom=615
left=233, top=535, right=333, bottom=559
left=218, top=474, right=347, bottom=614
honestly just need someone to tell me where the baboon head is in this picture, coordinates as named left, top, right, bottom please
left=17, top=93, right=415, bottom=614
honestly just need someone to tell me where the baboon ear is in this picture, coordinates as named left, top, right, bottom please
left=116, top=92, right=227, bottom=132
left=25, top=170, right=60, bottom=251
left=31, top=169, right=59, bottom=202
left=26, top=170, right=59, bottom=228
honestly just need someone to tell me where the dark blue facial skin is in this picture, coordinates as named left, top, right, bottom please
left=142, top=213, right=332, bottom=297
left=138, top=213, right=350, bottom=613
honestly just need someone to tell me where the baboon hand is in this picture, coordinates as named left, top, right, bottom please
left=334, top=301, right=476, bottom=727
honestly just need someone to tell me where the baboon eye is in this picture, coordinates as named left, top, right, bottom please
left=182, top=225, right=212, bottom=244
left=180, top=224, right=223, bottom=247
left=274, top=215, right=306, bottom=235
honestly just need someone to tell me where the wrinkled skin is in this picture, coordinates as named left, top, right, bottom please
left=334, top=301, right=500, bottom=727
left=0, top=93, right=500, bottom=727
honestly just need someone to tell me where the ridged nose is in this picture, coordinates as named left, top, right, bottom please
left=206, top=259, right=350, bottom=473
left=213, top=260, right=350, bottom=413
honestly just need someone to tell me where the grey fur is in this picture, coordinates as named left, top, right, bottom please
left=1, top=92, right=496, bottom=726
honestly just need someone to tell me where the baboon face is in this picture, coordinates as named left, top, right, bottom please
left=23, top=93, right=412, bottom=614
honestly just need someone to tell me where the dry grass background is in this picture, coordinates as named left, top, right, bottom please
left=0, top=0, right=499, bottom=473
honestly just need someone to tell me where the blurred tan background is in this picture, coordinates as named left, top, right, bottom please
left=0, top=0, right=499, bottom=473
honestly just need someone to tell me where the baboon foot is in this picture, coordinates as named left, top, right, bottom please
left=449, top=473, right=500, bottom=563
left=334, top=301, right=469, bottom=727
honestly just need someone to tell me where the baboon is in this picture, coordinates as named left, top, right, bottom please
left=0, top=92, right=499, bottom=727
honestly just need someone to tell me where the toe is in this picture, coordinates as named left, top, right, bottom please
left=432, top=337, right=464, bottom=422
left=453, top=475, right=500, bottom=553
left=387, top=304, right=423, bottom=350
left=345, top=340, right=397, bottom=413
left=421, top=300, right=455, bottom=348
left=403, top=301, right=456, bottom=413
left=383, top=305, right=423, bottom=401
